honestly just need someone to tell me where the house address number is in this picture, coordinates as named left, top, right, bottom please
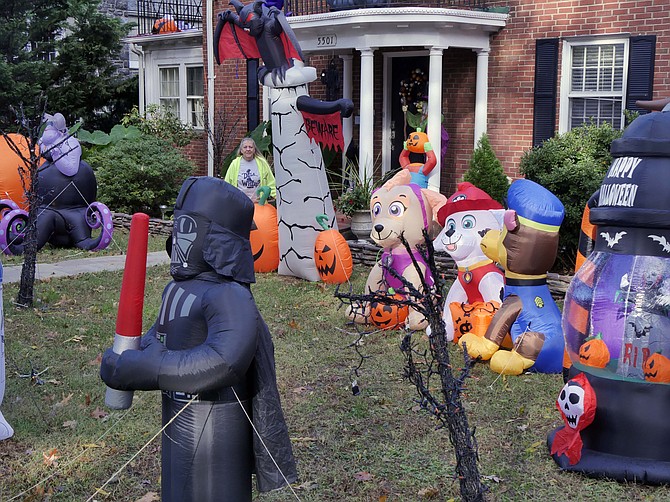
left=316, top=35, right=337, bottom=47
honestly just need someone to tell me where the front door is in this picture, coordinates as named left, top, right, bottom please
left=389, top=55, right=430, bottom=170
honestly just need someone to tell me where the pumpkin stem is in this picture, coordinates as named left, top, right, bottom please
left=256, top=186, right=271, bottom=205
left=315, top=213, right=330, bottom=231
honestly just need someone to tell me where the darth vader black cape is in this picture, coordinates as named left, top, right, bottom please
left=101, top=177, right=297, bottom=499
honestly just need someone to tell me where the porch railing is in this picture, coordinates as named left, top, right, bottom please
left=136, top=0, right=491, bottom=35
left=137, top=0, right=203, bottom=35
left=286, top=0, right=490, bottom=16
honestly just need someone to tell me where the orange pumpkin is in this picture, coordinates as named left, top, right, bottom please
left=405, top=129, right=430, bottom=154
left=314, top=214, right=352, bottom=284
left=0, top=134, right=32, bottom=210
left=643, top=352, right=670, bottom=383
left=370, top=290, right=409, bottom=330
left=578, top=334, right=610, bottom=369
left=250, top=187, right=279, bottom=273
left=152, top=17, right=180, bottom=34
left=449, top=301, right=500, bottom=343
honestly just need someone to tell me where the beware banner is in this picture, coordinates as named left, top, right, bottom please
left=300, top=111, right=344, bottom=152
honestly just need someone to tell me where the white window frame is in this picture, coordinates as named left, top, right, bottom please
left=559, top=37, right=629, bottom=134
left=157, top=62, right=204, bottom=129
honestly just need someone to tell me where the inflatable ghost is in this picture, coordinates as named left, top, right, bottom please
left=460, top=179, right=565, bottom=375
left=215, top=1, right=353, bottom=281
left=434, top=182, right=505, bottom=342
left=0, top=262, right=14, bottom=440
left=549, top=103, right=670, bottom=483
left=101, top=177, right=297, bottom=500
left=0, top=113, right=113, bottom=255
left=347, top=170, right=446, bottom=330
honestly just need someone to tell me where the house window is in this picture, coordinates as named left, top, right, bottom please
left=560, top=39, right=628, bottom=132
left=158, top=64, right=204, bottom=128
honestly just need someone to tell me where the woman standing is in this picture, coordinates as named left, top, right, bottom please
left=224, top=138, right=276, bottom=202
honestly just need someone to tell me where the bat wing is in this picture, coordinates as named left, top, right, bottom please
left=214, top=17, right=261, bottom=64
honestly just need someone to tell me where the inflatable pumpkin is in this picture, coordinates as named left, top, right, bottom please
left=250, top=186, right=279, bottom=273
left=449, top=301, right=500, bottom=344
left=405, top=130, right=430, bottom=153
left=314, top=214, right=352, bottom=284
left=0, top=134, right=32, bottom=210
left=578, top=334, right=610, bottom=369
left=152, top=17, right=180, bottom=34
left=643, top=352, right=670, bottom=383
left=370, top=289, right=409, bottom=330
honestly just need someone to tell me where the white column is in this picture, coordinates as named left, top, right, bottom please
left=357, top=48, right=375, bottom=181
left=474, top=48, right=490, bottom=148
left=427, top=47, right=444, bottom=192
left=340, top=53, right=354, bottom=169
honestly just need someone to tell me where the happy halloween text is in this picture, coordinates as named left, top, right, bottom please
left=599, top=156, right=642, bottom=208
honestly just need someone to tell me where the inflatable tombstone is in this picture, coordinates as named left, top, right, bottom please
left=548, top=105, right=670, bottom=483
left=0, top=113, right=113, bottom=255
left=215, top=0, right=353, bottom=281
left=100, top=177, right=297, bottom=501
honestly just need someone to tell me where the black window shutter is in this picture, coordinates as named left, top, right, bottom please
left=626, top=35, right=656, bottom=115
left=533, top=38, right=559, bottom=146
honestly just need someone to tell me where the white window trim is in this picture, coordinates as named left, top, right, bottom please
left=559, top=37, right=629, bottom=134
left=157, top=62, right=204, bottom=129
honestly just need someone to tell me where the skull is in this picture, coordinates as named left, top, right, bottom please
left=557, top=380, right=586, bottom=429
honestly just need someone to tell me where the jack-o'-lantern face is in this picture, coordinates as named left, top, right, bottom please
left=643, top=352, right=670, bottom=383
left=314, top=229, right=352, bottom=284
left=578, top=335, right=610, bottom=369
left=406, top=131, right=429, bottom=153
left=370, top=293, right=409, bottom=330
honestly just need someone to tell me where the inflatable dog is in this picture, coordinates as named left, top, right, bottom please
left=348, top=170, right=446, bottom=330
left=460, top=179, right=565, bottom=375
left=434, top=183, right=505, bottom=342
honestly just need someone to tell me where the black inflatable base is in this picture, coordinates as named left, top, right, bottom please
left=547, top=428, right=670, bottom=485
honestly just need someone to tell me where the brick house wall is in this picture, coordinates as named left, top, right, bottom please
left=202, top=0, right=668, bottom=196
left=486, top=0, right=669, bottom=179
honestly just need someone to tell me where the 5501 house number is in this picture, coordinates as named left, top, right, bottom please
left=316, top=35, right=337, bottom=47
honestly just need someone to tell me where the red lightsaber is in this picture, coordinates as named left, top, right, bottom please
left=105, top=213, right=150, bottom=409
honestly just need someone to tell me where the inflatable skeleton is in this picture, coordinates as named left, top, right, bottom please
left=215, top=0, right=353, bottom=281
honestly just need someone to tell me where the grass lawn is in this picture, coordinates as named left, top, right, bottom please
left=0, top=251, right=669, bottom=500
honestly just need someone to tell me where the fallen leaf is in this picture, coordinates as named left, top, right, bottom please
left=525, top=440, right=543, bottom=453
left=42, top=448, right=59, bottom=466
left=84, top=394, right=91, bottom=406
left=135, top=493, right=160, bottom=502
left=89, top=354, right=103, bottom=366
left=417, top=486, right=440, bottom=499
left=483, top=474, right=503, bottom=483
left=82, top=443, right=102, bottom=448
left=295, top=480, right=318, bottom=491
left=62, top=420, right=77, bottom=429
left=288, top=319, right=300, bottom=329
left=379, top=496, right=388, bottom=502
left=90, top=407, right=108, bottom=420
left=53, top=393, right=74, bottom=410
left=354, top=471, right=374, bottom=482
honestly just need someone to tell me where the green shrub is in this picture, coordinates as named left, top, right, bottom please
left=87, top=134, right=196, bottom=216
left=463, top=133, right=509, bottom=205
left=519, top=121, right=623, bottom=270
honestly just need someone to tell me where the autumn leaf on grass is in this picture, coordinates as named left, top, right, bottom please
left=42, top=448, right=59, bottom=467
left=288, top=319, right=300, bottom=329
left=90, top=407, right=109, bottom=419
left=417, top=486, right=440, bottom=499
left=62, top=420, right=77, bottom=429
left=52, top=393, right=74, bottom=413
left=135, top=493, right=160, bottom=502
left=354, top=471, right=374, bottom=482
left=89, top=353, right=103, bottom=366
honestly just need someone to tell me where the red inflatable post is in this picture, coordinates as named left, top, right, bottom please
left=105, top=213, right=150, bottom=409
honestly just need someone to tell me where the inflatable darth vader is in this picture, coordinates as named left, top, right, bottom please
left=100, top=177, right=297, bottom=501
